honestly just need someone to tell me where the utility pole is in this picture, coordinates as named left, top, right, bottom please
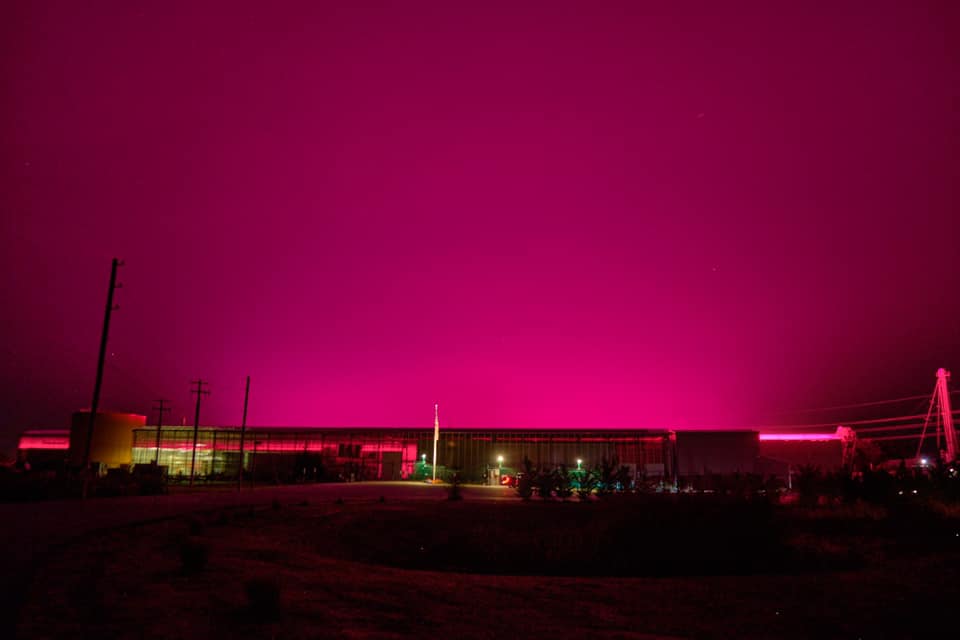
left=432, top=403, right=440, bottom=484
left=189, top=379, right=210, bottom=486
left=82, top=258, right=123, bottom=493
left=152, top=399, right=170, bottom=464
left=237, top=376, right=250, bottom=491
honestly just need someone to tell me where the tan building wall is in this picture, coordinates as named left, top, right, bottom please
left=69, top=410, right=146, bottom=467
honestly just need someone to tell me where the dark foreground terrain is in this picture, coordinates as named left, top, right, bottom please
left=16, top=495, right=960, bottom=639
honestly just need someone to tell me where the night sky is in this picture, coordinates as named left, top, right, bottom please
left=2, top=1, right=958, bottom=450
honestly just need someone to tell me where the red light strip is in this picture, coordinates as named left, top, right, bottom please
left=17, top=436, right=70, bottom=450
left=134, top=443, right=413, bottom=453
left=759, top=433, right=838, bottom=442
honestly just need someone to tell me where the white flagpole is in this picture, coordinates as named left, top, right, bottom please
left=432, top=403, right=439, bottom=483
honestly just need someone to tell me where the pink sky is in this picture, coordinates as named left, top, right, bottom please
left=2, top=1, right=958, bottom=448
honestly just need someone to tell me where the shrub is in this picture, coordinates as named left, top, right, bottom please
left=794, top=465, right=823, bottom=507
left=516, top=474, right=533, bottom=500
left=576, top=469, right=598, bottom=501
left=271, top=498, right=282, bottom=511
left=555, top=465, right=573, bottom=501
left=596, top=457, right=630, bottom=496
left=613, top=464, right=633, bottom=493
left=516, top=457, right=535, bottom=500
left=179, top=537, right=209, bottom=573
left=534, top=468, right=555, bottom=500
left=245, top=576, right=282, bottom=621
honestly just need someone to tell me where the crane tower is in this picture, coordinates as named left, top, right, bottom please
left=916, top=368, right=958, bottom=465
left=936, top=368, right=957, bottom=464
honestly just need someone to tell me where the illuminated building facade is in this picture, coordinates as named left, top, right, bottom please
left=129, top=426, right=677, bottom=484
left=17, top=423, right=850, bottom=484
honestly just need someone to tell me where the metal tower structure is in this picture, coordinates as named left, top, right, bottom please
left=916, top=368, right=958, bottom=464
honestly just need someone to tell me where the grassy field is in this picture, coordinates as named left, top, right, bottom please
left=16, top=496, right=960, bottom=639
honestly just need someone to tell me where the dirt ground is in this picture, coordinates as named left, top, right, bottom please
left=16, top=497, right=960, bottom=639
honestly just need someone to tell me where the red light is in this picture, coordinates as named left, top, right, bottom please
left=18, top=433, right=70, bottom=450
left=759, top=433, right=838, bottom=442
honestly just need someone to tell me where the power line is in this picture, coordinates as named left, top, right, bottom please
left=794, top=393, right=936, bottom=413
left=788, top=389, right=959, bottom=423
left=865, top=434, right=934, bottom=443
left=854, top=422, right=926, bottom=433
left=806, top=411, right=960, bottom=435
left=741, top=412, right=949, bottom=431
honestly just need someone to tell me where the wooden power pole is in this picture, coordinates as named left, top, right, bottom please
left=82, top=258, right=123, bottom=492
left=189, top=379, right=210, bottom=486
left=238, top=376, right=250, bottom=491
